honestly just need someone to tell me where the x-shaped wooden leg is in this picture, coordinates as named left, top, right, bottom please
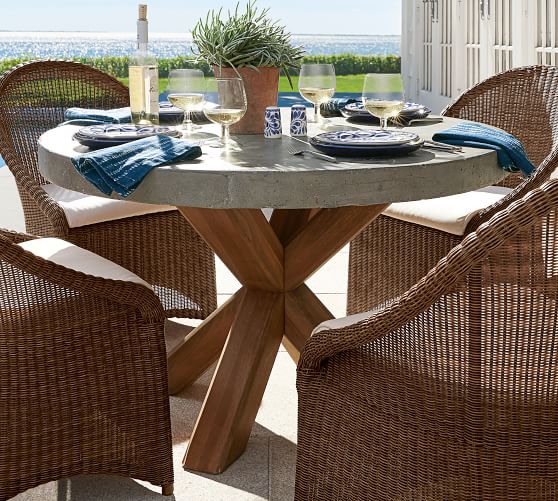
left=167, top=204, right=388, bottom=474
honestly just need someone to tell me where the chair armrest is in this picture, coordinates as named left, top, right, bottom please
left=0, top=235, right=164, bottom=322
left=299, top=179, right=558, bottom=371
left=0, top=228, right=38, bottom=243
left=0, top=154, right=70, bottom=234
left=465, top=146, right=558, bottom=233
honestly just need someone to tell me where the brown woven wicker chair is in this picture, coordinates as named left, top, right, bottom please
left=0, top=228, right=173, bottom=499
left=0, top=59, right=216, bottom=319
left=348, top=65, right=558, bottom=315
left=296, top=178, right=558, bottom=501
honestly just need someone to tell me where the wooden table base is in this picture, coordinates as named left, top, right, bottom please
left=167, top=204, right=388, bottom=474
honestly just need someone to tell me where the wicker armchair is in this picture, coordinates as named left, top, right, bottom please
left=0, top=60, right=216, bottom=319
left=0, top=228, right=173, bottom=499
left=348, top=65, right=558, bottom=314
left=296, top=178, right=558, bottom=501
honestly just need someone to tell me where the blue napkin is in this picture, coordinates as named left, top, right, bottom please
left=64, top=107, right=132, bottom=124
left=432, top=122, right=535, bottom=176
left=321, top=97, right=359, bottom=117
left=72, top=135, right=202, bottom=197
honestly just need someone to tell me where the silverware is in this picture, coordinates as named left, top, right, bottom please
left=423, top=139, right=463, bottom=152
left=287, top=146, right=339, bottom=163
left=405, top=117, right=444, bottom=126
left=288, top=137, right=338, bottom=163
left=57, top=119, right=107, bottom=127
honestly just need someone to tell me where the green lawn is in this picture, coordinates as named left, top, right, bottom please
left=118, top=74, right=368, bottom=94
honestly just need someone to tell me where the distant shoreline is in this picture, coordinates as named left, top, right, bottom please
left=0, top=30, right=401, bottom=37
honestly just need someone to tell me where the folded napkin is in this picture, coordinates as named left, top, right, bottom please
left=72, top=135, right=202, bottom=197
left=321, top=97, right=359, bottom=118
left=432, top=122, right=535, bottom=176
left=64, top=107, right=132, bottom=124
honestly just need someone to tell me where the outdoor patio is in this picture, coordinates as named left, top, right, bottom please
left=0, top=165, right=348, bottom=501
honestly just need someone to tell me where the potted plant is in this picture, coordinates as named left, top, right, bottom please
left=192, top=1, right=304, bottom=134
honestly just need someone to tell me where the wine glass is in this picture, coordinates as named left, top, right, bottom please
left=362, top=73, right=405, bottom=130
left=167, top=69, right=205, bottom=136
left=203, top=77, right=247, bottom=149
left=298, top=63, right=336, bottom=126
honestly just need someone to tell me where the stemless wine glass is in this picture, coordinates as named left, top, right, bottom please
left=362, top=73, right=405, bottom=130
left=298, top=63, right=336, bottom=125
left=203, top=76, right=247, bottom=149
left=167, top=69, right=206, bottom=136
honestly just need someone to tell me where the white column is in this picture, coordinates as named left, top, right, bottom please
left=453, top=0, right=468, bottom=97
left=401, top=0, right=420, bottom=102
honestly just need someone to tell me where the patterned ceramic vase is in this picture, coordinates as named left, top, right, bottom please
left=290, top=105, right=307, bottom=137
left=264, top=106, right=282, bottom=139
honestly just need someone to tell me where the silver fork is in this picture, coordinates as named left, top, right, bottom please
left=287, top=146, right=339, bottom=163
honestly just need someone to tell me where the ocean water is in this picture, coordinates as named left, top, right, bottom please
left=0, top=32, right=400, bottom=59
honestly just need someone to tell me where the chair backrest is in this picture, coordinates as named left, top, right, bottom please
left=0, top=60, right=129, bottom=186
left=443, top=65, right=558, bottom=169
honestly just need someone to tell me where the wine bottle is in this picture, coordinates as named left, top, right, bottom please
left=129, top=4, right=159, bottom=125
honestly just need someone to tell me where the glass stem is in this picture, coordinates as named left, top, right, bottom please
left=314, top=103, right=321, bottom=124
left=222, top=124, right=230, bottom=146
left=183, top=110, right=192, bottom=133
left=381, top=117, right=388, bottom=129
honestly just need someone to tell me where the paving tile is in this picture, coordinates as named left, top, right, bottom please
left=215, top=257, right=241, bottom=294
left=306, top=251, right=349, bottom=294
left=252, top=352, right=298, bottom=442
left=0, top=176, right=25, bottom=231
left=269, top=436, right=297, bottom=501
left=168, top=438, right=270, bottom=501
left=316, top=293, right=347, bottom=318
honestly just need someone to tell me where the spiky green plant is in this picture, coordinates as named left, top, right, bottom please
left=191, top=1, right=305, bottom=87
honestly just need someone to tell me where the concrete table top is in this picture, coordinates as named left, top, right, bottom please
left=38, top=115, right=505, bottom=209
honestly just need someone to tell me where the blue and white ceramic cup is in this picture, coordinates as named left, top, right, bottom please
left=264, top=106, right=282, bottom=139
left=290, top=104, right=308, bottom=137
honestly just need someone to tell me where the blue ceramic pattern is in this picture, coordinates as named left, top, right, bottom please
left=79, top=124, right=177, bottom=139
left=312, top=129, right=420, bottom=146
left=345, top=101, right=431, bottom=116
left=74, top=124, right=180, bottom=149
left=290, top=105, right=307, bottom=137
left=264, top=107, right=282, bottom=139
left=309, top=136, right=423, bottom=158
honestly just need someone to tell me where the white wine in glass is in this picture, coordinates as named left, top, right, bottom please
left=298, top=63, right=336, bottom=125
left=203, top=77, right=247, bottom=149
left=362, top=73, right=405, bottom=129
left=167, top=69, right=205, bottom=136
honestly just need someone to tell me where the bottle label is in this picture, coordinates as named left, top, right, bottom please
left=129, top=65, right=159, bottom=125
left=137, top=20, right=148, bottom=46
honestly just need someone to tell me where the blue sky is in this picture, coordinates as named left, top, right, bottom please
left=1, top=1, right=401, bottom=35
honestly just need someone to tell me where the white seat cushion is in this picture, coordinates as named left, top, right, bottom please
left=18, top=237, right=151, bottom=288
left=313, top=309, right=375, bottom=335
left=42, top=184, right=174, bottom=229
left=382, top=186, right=513, bottom=236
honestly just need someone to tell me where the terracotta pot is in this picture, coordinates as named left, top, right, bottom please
left=214, top=66, right=280, bottom=135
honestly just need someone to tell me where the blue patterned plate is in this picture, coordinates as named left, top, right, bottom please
left=74, top=124, right=181, bottom=149
left=311, top=129, right=420, bottom=147
left=309, top=137, right=424, bottom=158
left=75, top=124, right=180, bottom=141
left=344, top=101, right=431, bottom=117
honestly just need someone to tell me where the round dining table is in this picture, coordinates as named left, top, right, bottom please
left=38, top=113, right=504, bottom=475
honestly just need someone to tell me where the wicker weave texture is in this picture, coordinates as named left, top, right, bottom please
left=348, top=65, right=558, bottom=315
left=0, top=60, right=217, bottom=319
left=0, top=229, right=173, bottom=499
left=297, top=179, right=558, bottom=501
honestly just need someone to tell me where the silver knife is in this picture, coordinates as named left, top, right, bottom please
left=290, top=136, right=339, bottom=163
